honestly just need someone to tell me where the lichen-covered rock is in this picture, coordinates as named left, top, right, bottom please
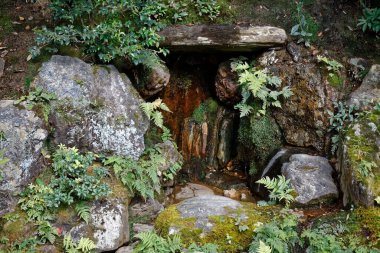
left=215, top=61, right=240, bottom=105
left=282, top=154, right=338, bottom=206
left=155, top=140, right=183, bottom=177
left=348, top=64, right=380, bottom=107
left=134, top=61, right=170, bottom=98
left=155, top=196, right=274, bottom=253
left=0, top=100, right=48, bottom=215
left=69, top=199, right=129, bottom=252
left=35, top=55, right=149, bottom=159
left=258, top=50, right=340, bottom=153
left=338, top=107, right=380, bottom=207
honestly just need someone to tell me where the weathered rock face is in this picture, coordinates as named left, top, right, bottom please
left=155, top=140, right=183, bottom=179
left=181, top=102, right=236, bottom=169
left=35, top=55, right=149, bottom=159
left=134, top=61, right=170, bottom=98
left=0, top=100, right=48, bottom=215
left=69, top=199, right=129, bottom=252
left=259, top=49, right=339, bottom=153
left=215, top=61, right=240, bottom=105
left=159, top=25, right=287, bottom=52
left=338, top=107, right=380, bottom=207
left=348, top=64, right=380, bottom=107
left=282, top=154, right=338, bottom=206
left=155, top=196, right=274, bottom=253
left=129, top=198, right=164, bottom=222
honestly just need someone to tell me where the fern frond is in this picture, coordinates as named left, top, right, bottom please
left=63, top=234, right=76, bottom=250
left=151, top=111, right=164, bottom=129
left=77, top=237, right=96, bottom=253
left=75, top=201, right=91, bottom=224
left=234, top=103, right=253, bottom=118
left=257, top=240, right=272, bottom=253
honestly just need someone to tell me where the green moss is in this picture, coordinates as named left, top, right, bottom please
left=58, top=46, right=84, bottom=58
left=345, top=109, right=380, bottom=193
left=327, top=73, right=344, bottom=88
left=0, top=13, right=13, bottom=40
left=238, top=113, right=282, bottom=165
left=192, top=98, right=219, bottom=124
left=0, top=209, right=31, bottom=243
left=155, top=202, right=275, bottom=252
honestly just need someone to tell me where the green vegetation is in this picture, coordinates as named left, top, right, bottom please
left=30, top=0, right=228, bottom=64
left=103, top=143, right=181, bottom=200
left=14, top=86, right=57, bottom=122
left=358, top=5, right=380, bottom=33
left=192, top=98, right=219, bottom=124
left=290, top=0, right=319, bottom=47
left=0, top=150, right=9, bottom=181
left=230, top=57, right=293, bottom=117
left=317, top=55, right=344, bottom=88
left=0, top=13, right=12, bottom=40
left=256, top=176, right=295, bottom=207
left=327, top=101, right=359, bottom=154
left=63, top=234, right=96, bottom=253
left=238, top=113, right=282, bottom=168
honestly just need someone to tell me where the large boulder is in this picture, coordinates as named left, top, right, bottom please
left=258, top=49, right=340, bottom=153
left=348, top=64, right=380, bottom=107
left=282, top=154, right=338, bottom=206
left=158, top=25, right=287, bottom=52
left=0, top=100, right=48, bottom=215
left=69, top=199, right=129, bottom=252
left=35, top=55, right=149, bottom=159
left=338, top=106, right=380, bottom=207
left=155, top=196, right=274, bottom=253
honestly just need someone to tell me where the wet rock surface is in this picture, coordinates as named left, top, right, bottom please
left=282, top=154, right=338, bottom=206
left=36, top=55, right=149, bottom=159
left=215, top=60, right=240, bottom=105
left=0, top=100, right=48, bottom=215
left=174, top=183, right=215, bottom=201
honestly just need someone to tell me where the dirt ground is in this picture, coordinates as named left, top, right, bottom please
left=0, top=0, right=378, bottom=100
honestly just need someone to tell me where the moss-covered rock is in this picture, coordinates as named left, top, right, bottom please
left=338, top=107, right=380, bottom=207
left=155, top=196, right=276, bottom=252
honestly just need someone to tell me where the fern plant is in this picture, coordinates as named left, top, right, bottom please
left=256, top=241, right=272, bottom=253
left=256, top=175, right=295, bottom=207
left=133, top=231, right=181, bottom=253
left=140, top=98, right=171, bottom=129
left=63, top=234, right=96, bottom=253
left=230, top=57, right=293, bottom=117
left=75, top=201, right=91, bottom=224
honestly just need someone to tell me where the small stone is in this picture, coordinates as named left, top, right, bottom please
left=223, top=188, right=239, bottom=199
left=28, top=16, right=33, bottom=21
left=1, top=50, right=9, bottom=58
left=132, top=223, right=154, bottom=234
left=19, top=16, right=25, bottom=21
left=25, top=25, right=31, bottom=30
left=12, top=32, right=18, bottom=36
left=0, top=58, right=5, bottom=77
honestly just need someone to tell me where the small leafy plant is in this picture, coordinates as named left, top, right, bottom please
left=194, top=0, right=220, bottom=20
left=290, top=0, right=319, bottom=47
left=317, top=55, right=343, bottom=74
left=358, top=160, right=377, bottom=177
left=133, top=231, right=182, bottom=253
left=63, top=234, right=96, bottom=253
left=357, top=6, right=380, bottom=33
left=230, top=57, right=293, bottom=117
left=256, top=175, right=295, bottom=207
left=140, top=98, right=171, bottom=130
left=327, top=101, right=359, bottom=154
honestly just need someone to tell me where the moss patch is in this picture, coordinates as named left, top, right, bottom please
left=155, top=202, right=276, bottom=252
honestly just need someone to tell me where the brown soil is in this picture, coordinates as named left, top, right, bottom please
left=0, top=0, right=49, bottom=100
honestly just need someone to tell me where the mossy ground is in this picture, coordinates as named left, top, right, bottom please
left=155, top=202, right=276, bottom=252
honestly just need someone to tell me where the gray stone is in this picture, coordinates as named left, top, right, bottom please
left=35, top=55, right=149, bottom=159
left=136, top=61, right=170, bottom=97
left=175, top=183, right=215, bottom=201
left=132, top=223, right=154, bottom=234
left=69, top=199, right=129, bottom=252
left=286, top=42, right=302, bottom=62
left=282, top=154, right=338, bottom=206
left=129, top=198, right=164, bottom=221
left=0, top=58, right=5, bottom=78
left=116, top=245, right=134, bottom=253
left=155, top=140, right=183, bottom=178
left=159, top=25, right=287, bottom=52
left=348, top=64, right=380, bottom=107
left=0, top=100, right=48, bottom=215
left=338, top=108, right=380, bottom=207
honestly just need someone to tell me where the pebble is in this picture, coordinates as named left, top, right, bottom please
left=0, top=58, right=5, bottom=78
left=19, top=16, right=25, bottom=21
